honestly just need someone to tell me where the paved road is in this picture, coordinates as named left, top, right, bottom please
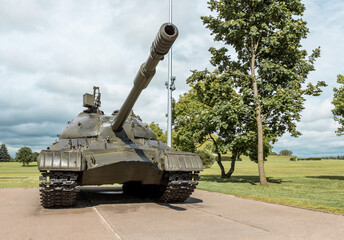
left=0, top=188, right=343, bottom=240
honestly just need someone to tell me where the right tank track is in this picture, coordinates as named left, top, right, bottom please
left=158, top=171, right=199, bottom=203
left=39, top=172, right=78, bottom=208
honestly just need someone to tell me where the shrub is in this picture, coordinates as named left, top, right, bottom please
left=279, top=150, right=293, bottom=156
left=196, top=149, right=216, bottom=168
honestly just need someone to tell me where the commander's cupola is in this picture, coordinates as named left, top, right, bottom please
left=83, top=86, right=103, bottom=115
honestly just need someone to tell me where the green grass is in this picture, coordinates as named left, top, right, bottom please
left=0, top=162, right=40, bottom=188
left=199, top=156, right=344, bottom=214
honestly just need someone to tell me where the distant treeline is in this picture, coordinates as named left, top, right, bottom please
left=321, top=156, right=344, bottom=160
left=297, top=157, right=322, bottom=161
left=291, top=156, right=344, bottom=161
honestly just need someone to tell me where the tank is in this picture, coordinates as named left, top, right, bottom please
left=38, top=23, right=203, bottom=208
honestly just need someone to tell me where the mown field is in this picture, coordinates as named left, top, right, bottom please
left=199, top=156, right=344, bottom=214
left=0, top=162, right=40, bottom=188
left=1, top=157, right=343, bottom=214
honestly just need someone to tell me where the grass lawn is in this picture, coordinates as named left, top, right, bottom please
left=0, top=162, right=40, bottom=188
left=199, top=156, right=344, bottom=214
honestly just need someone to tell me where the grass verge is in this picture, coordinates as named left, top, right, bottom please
left=198, top=156, right=344, bottom=214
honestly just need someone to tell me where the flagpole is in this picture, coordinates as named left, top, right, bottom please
left=166, top=0, right=174, bottom=148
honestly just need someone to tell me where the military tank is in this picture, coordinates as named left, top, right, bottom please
left=38, top=23, right=203, bottom=208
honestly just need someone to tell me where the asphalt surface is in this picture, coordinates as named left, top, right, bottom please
left=0, top=188, right=343, bottom=240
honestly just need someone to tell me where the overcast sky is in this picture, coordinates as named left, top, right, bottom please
left=0, top=0, right=343, bottom=158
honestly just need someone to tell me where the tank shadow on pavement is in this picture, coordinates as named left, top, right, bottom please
left=71, top=186, right=203, bottom=211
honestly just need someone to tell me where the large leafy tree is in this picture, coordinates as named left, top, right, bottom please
left=332, top=74, right=344, bottom=135
left=0, top=144, right=11, bottom=162
left=148, top=122, right=167, bottom=143
left=174, top=88, right=242, bottom=178
left=173, top=90, right=210, bottom=153
left=189, top=0, right=326, bottom=185
left=16, top=147, right=33, bottom=166
left=179, top=74, right=272, bottom=178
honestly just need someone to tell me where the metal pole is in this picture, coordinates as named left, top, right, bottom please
left=167, top=0, right=173, bottom=148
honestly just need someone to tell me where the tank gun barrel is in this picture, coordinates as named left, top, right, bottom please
left=112, top=23, right=178, bottom=132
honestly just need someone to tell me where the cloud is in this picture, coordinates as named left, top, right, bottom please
left=0, top=0, right=343, bottom=158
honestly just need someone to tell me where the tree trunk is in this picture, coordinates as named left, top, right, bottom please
left=217, top=152, right=226, bottom=178
left=225, top=154, right=237, bottom=178
left=210, top=135, right=226, bottom=178
left=251, top=39, right=268, bottom=186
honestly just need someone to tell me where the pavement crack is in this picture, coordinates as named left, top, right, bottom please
left=92, top=206, right=123, bottom=240
left=187, top=205, right=270, bottom=232
left=87, top=195, right=123, bottom=240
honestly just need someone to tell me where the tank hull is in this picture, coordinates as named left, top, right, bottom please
left=81, top=161, right=163, bottom=185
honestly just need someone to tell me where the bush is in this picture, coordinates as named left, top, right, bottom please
left=290, top=156, right=298, bottom=161
left=196, top=149, right=216, bottom=168
left=279, top=150, right=293, bottom=156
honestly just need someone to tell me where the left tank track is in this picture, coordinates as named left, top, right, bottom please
left=39, top=172, right=78, bottom=208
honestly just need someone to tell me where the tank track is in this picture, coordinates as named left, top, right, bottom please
left=39, top=172, right=78, bottom=208
left=158, top=172, right=199, bottom=203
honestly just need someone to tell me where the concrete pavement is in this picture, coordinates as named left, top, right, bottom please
left=0, top=188, right=343, bottom=240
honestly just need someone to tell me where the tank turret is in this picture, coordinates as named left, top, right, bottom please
left=37, top=23, right=203, bottom=208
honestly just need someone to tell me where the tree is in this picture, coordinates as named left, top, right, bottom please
left=279, top=150, right=293, bottom=156
left=31, top=152, right=40, bottom=162
left=332, top=74, right=344, bottom=135
left=0, top=144, right=11, bottom=162
left=174, top=88, right=239, bottom=178
left=16, top=147, right=33, bottom=166
left=148, top=122, right=167, bottom=143
left=173, top=90, right=209, bottom=153
left=191, top=0, right=326, bottom=185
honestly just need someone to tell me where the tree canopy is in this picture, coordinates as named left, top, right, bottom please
left=148, top=122, right=167, bottom=144
left=173, top=89, right=211, bottom=153
left=279, top=150, right=293, bottom=156
left=0, top=144, right=11, bottom=162
left=332, top=74, right=344, bottom=135
left=16, top=147, right=33, bottom=166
